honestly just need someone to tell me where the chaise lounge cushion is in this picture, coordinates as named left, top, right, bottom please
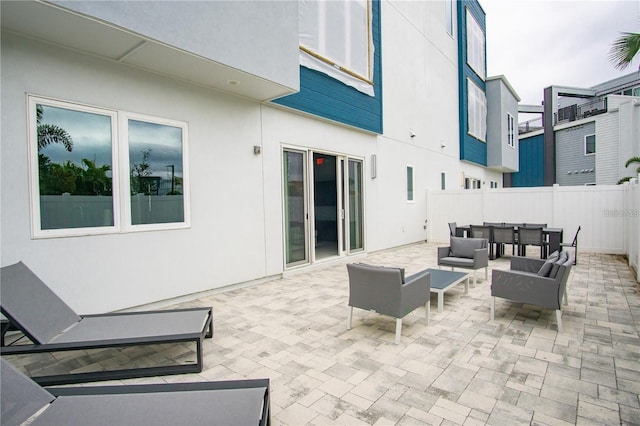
left=450, top=237, right=485, bottom=259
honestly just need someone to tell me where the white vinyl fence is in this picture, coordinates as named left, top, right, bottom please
left=427, top=182, right=640, bottom=281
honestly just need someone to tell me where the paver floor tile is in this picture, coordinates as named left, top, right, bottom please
left=5, top=246, right=639, bottom=425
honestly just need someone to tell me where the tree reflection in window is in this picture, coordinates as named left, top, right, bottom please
left=36, top=103, right=114, bottom=229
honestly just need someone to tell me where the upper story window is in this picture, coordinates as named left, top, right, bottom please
left=585, top=134, right=596, bottom=155
left=299, top=0, right=374, bottom=96
left=29, top=96, right=189, bottom=238
left=467, top=79, right=487, bottom=142
left=445, top=0, right=454, bottom=36
left=466, top=8, right=485, bottom=80
left=507, top=113, right=515, bottom=147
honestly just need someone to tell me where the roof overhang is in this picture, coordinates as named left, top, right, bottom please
left=1, top=1, right=298, bottom=102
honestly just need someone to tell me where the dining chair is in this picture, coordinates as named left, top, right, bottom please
left=492, top=225, right=517, bottom=257
left=517, top=226, right=546, bottom=259
left=470, top=225, right=494, bottom=259
left=560, top=225, right=581, bottom=265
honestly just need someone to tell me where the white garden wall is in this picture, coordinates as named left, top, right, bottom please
left=427, top=181, right=640, bottom=281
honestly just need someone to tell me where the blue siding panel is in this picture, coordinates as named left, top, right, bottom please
left=457, top=0, right=487, bottom=166
left=511, top=134, right=544, bottom=187
left=273, top=0, right=383, bottom=134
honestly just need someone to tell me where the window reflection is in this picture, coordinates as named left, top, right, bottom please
left=128, top=119, right=184, bottom=225
left=37, top=104, right=114, bottom=230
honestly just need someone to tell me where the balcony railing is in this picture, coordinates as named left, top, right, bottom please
left=518, top=117, right=543, bottom=135
left=556, top=97, right=608, bottom=125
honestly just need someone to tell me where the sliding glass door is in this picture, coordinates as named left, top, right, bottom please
left=283, top=149, right=364, bottom=268
left=347, top=159, right=364, bottom=253
left=283, top=150, right=308, bottom=266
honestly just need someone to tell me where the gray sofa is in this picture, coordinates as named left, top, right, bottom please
left=437, top=237, right=489, bottom=285
left=346, top=263, right=430, bottom=344
left=490, top=251, right=574, bottom=332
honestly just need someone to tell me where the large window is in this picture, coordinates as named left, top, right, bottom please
left=467, top=79, right=487, bottom=142
left=466, top=9, right=485, bottom=80
left=585, top=134, right=596, bottom=155
left=29, top=96, right=189, bottom=238
left=299, top=0, right=374, bottom=95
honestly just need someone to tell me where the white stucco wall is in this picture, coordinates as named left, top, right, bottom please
left=2, top=33, right=277, bottom=312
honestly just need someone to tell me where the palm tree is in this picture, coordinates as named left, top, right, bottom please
left=617, top=156, right=640, bottom=184
left=609, top=32, right=640, bottom=70
left=36, top=105, right=73, bottom=152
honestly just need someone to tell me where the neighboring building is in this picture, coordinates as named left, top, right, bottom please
left=1, top=0, right=508, bottom=313
left=512, top=72, right=640, bottom=187
left=486, top=75, right=520, bottom=185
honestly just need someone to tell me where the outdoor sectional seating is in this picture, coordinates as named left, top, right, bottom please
left=0, top=262, right=213, bottom=386
left=437, top=237, right=489, bottom=285
left=0, top=358, right=270, bottom=426
left=346, top=263, right=430, bottom=344
left=490, top=251, right=574, bottom=332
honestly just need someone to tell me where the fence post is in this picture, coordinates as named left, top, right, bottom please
left=551, top=183, right=560, bottom=227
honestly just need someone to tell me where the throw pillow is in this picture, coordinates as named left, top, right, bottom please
left=450, top=237, right=484, bottom=259
left=537, top=253, right=559, bottom=277
left=549, top=251, right=570, bottom=278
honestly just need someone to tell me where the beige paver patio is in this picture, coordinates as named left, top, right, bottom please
left=5, top=242, right=640, bottom=425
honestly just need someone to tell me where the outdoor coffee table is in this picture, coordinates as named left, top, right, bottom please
left=425, top=268, right=469, bottom=312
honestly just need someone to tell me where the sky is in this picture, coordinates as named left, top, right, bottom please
left=481, top=0, right=640, bottom=106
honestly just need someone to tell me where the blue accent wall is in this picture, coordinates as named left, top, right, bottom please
left=457, top=0, right=486, bottom=166
left=511, top=134, right=544, bottom=187
left=272, top=0, right=383, bottom=134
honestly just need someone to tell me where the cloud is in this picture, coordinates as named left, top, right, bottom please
left=483, top=0, right=640, bottom=105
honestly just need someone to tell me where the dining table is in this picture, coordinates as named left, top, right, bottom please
left=455, top=225, right=564, bottom=259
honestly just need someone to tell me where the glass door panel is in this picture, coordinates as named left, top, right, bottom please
left=348, top=159, right=364, bottom=252
left=284, top=150, right=308, bottom=266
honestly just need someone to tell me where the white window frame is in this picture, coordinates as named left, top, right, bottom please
left=299, top=0, right=374, bottom=95
left=467, top=78, right=487, bottom=142
left=28, top=95, right=190, bottom=239
left=466, top=8, right=485, bottom=80
left=507, top=113, right=515, bottom=147
left=407, top=165, right=414, bottom=202
left=584, top=134, right=596, bottom=156
left=445, top=0, right=454, bottom=36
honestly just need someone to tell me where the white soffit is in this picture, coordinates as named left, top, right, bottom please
left=1, top=1, right=297, bottom=102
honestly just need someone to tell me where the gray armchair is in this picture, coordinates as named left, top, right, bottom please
left=437, top=237, right=489, bottom=285
left=491, top=251, right=574, bottom=332
left=346, top=263, right=430, bottom=344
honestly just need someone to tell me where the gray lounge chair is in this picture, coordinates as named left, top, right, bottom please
left=1, top=262, right=213, bottom=386
left=490, top=251, right=573, bottom=332
left=437, top=237, right=489, bottom=285
left=0, top=358, right=270, bottom=426
left=346, top=263, right=430, bottom=344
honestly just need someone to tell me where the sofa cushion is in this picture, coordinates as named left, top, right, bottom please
left=358, top=263, right=405, bottom=283
left=439, top=257, right=474, bottom=268
left=449, top=237, right=484, bottom=259
left=537, top=254, right=558, bottom=277
left=549, top=251, right=570, bottom=278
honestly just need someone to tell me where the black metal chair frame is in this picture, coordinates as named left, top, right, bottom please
left=560, top=225, right=581, bottom=265
left=1, top=262, right=213, bottom=386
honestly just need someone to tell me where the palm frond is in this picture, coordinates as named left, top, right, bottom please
left=624, top=156, right=640, bottom=168
left=609, top=32, right=640, bottom=70
left=38, top=124, right=73, bottom=152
